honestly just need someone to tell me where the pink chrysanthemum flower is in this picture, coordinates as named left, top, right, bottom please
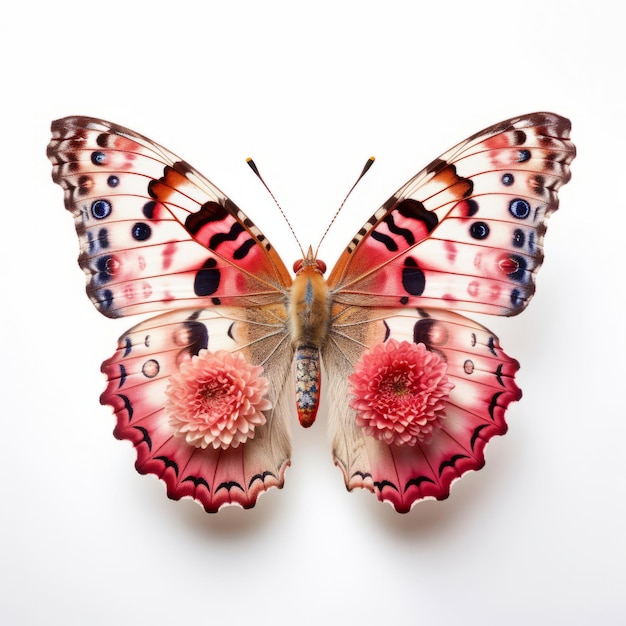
left=165, top=350, right=271, bottom=450
left=349, top=340, right=454, bottom=446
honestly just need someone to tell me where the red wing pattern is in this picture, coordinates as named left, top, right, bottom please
left=324, top=305, right=521, bottom=512
left=100, top=305, right=293, bottom=511
left=48, top=117, right=292, bottom=318
left=328, top=113, right=575, bottom=316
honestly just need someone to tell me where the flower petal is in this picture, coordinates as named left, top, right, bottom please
left=165, top=350, right=271, bottom=450
left=349, top=340, right=453, bottom=446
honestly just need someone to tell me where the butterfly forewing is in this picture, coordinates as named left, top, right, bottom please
left=48, top=116, right=292, bottom=318
left=328, top=113, right=575, bottom=317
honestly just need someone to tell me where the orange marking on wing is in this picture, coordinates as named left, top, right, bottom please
left=431, top=164, right=473, bottom=198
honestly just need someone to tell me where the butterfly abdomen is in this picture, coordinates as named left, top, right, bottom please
left=294, top=346, right=321, bottom=427
left=289, top=261, right=331, bottom=427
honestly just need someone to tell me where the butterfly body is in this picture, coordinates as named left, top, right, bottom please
left=289, top=253, right=331, bottom=426
left=48, top=113, right=575, bottom=513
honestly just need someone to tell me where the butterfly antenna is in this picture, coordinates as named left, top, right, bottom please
left=247, top=158, right=305, bottom=257
left=315, top=157, right=375, bottom=257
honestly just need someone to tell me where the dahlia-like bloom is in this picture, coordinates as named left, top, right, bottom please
left=349, top=340, right=454, bottom=446
left=164, top=350, right=271, bottom=450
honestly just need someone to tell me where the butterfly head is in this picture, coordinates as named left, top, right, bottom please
left=293, top=246, right=326, bottom=276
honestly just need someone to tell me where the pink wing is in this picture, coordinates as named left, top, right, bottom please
left=325, top=305, right=521, bottom=512
left=48, top=116, right=292, bottom=318
left=328, top=113, right=575, bottom=316
left=100, top=305, right=293, bottom=512
left=49, top=117, right=295, bottom=511
left=325, top=113, right=575, bottom=511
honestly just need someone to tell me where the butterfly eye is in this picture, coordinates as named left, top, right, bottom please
left=292, top=259, right=326, bottom=274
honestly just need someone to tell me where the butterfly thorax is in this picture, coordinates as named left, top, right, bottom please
left=289, top=256, right=331, bottom=427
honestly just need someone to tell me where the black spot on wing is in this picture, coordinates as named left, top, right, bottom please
left=438, top=454, right=470, bottom=476
left=404, top=475, right=436, bottom=489
left=248, top=471, right=278, bottom=488
left=233, top=237, right=256, bottom=260
left=495, top=363, right=504, bottom=386
left=119, top=394, right=133, bottom=420
left=512, top=229, right=525, bottom=248
left=512, top=130, right=527, bottom=145
left=509, top=198, right=531, bottom=219
left=95, top=255, right=116, bottom=284
left=142, top=201, right=156, bottom=218
left=383, top=213, right=414, bottom=246
left=182, top=475, right=211, bottom=491
left=396, top=199, right=439, bottom=233
left=185, top=201, right=228, bottom=235
left=91, top=199, right=112, bottom=219
left=131, top=222, right=152, bottom=241
left=488, top=392, right=504, bottom=420
left=383, top=320, right=391, bottom=342
left=91, top=151, right=106, bottom=165
left=470, top=221, right=490, bottom=240
left=402, top=257, right=426, bottom=296
left=118, top=364, right=127, bottom=388
left=413, top=318, right=437, bottom=345
left=215, top=480, right=245, bottom=494
left=374, top=479, right=400, bottom=492
left=183, top=319, right=209, bottom=355
left=95, top=288, right=114, bottom=311
left=507, top=255, right=528, bottom=282
left=208, top=221, right=245, bottom=251
left=133, top=425, right=151, bottom=449
left=470, top=425, right=489, bottom=450
left=154, top=455, right=179, bottom=477
left=194, top=258, right=220, bottom=296
left=371, top=229, right=398, bottom=251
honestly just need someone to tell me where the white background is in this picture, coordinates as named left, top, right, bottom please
left=1, top=1, right=624, bottom=624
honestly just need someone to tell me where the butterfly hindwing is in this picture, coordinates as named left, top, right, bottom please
left=100, top=305, right=293, bottom=511
left=328, top=113, right=575, bottom=316
left=324, top=305, right=521, bottom=511
left=48, top=116, right=292, bottom=318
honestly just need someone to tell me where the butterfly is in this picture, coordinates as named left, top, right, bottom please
left=48, top=113, right=575, bottom=513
